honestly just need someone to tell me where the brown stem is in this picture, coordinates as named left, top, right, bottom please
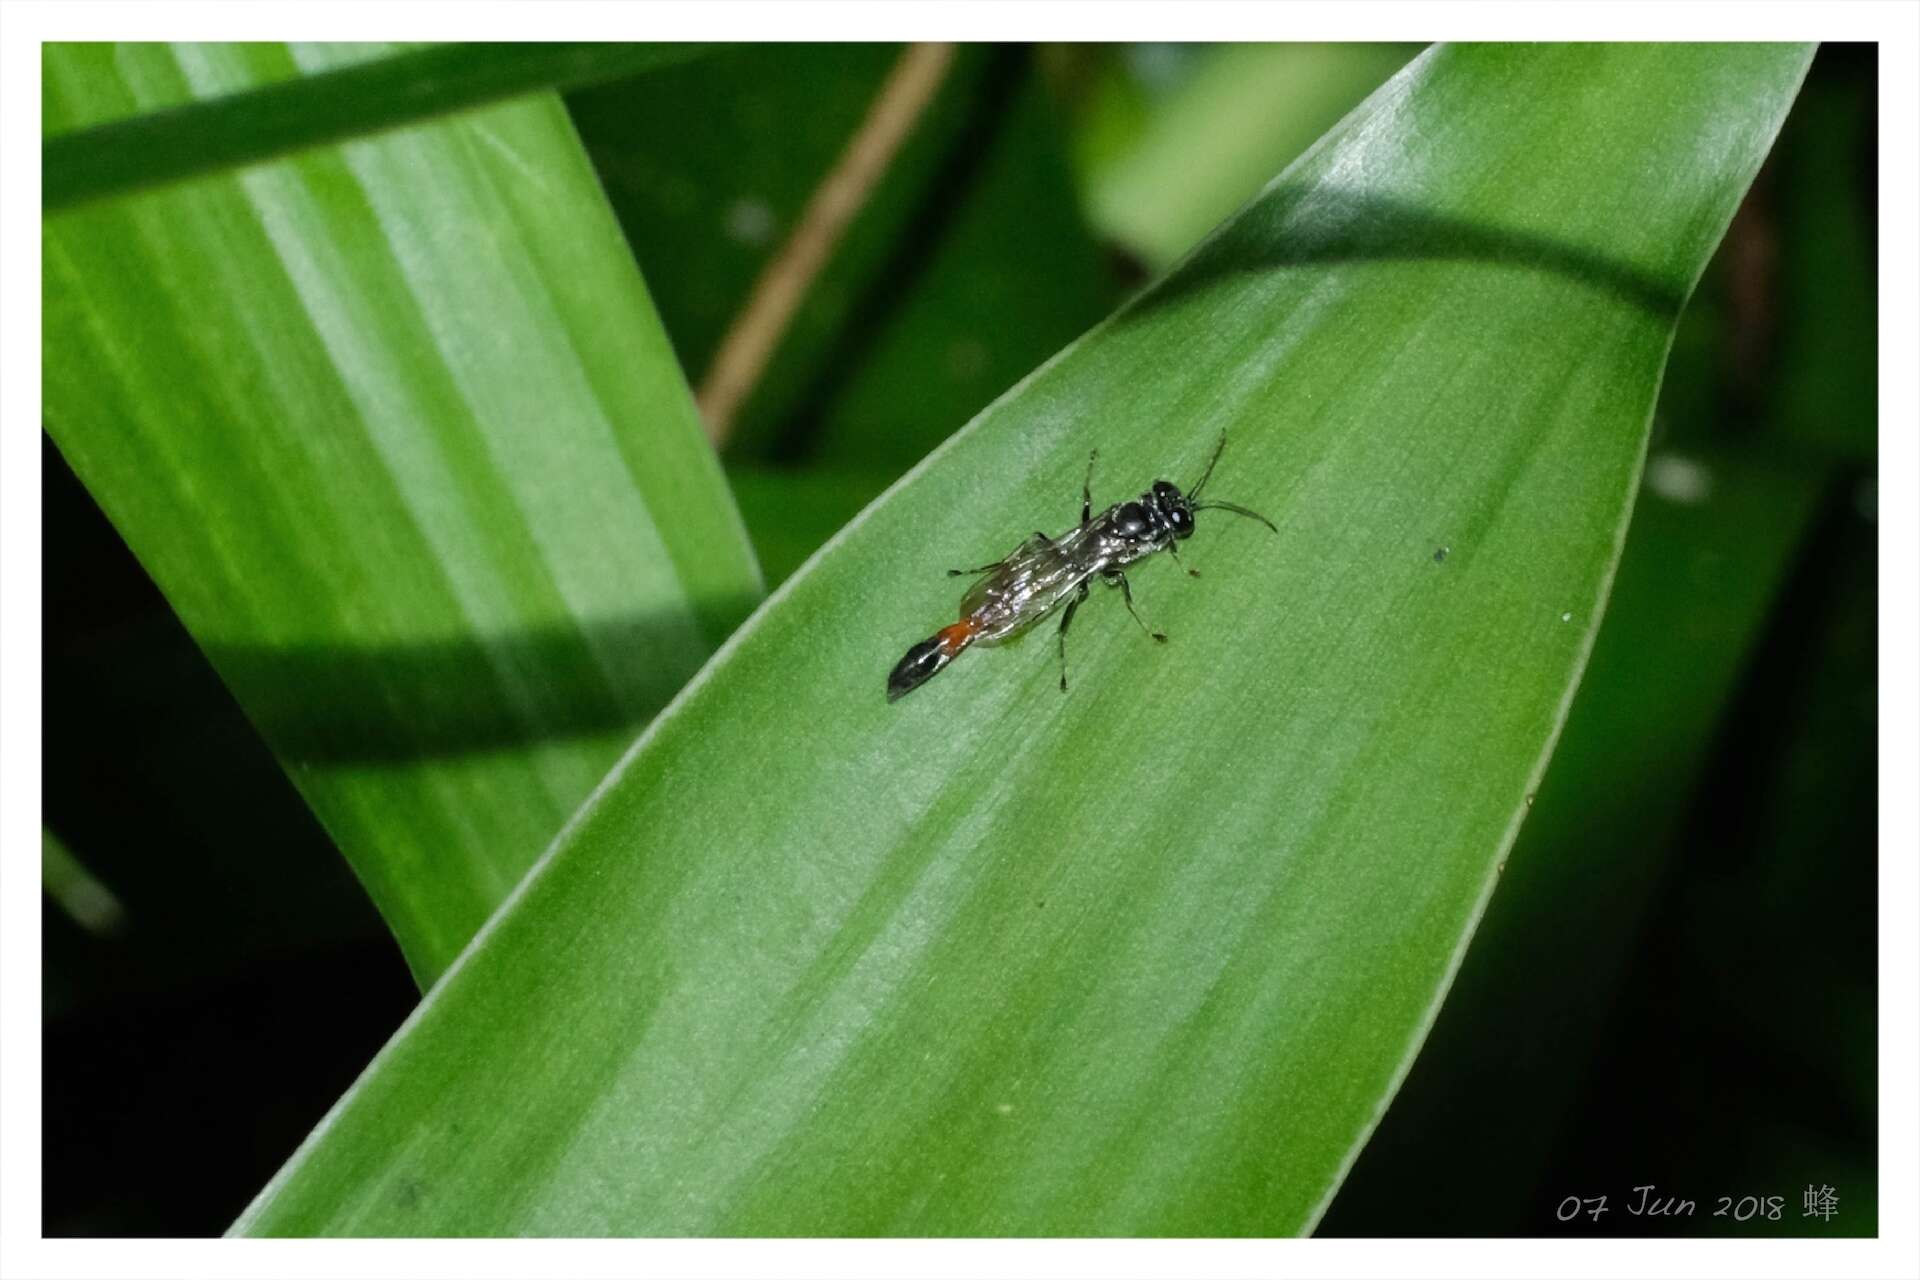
left=695, top=42, right=957, bottom=444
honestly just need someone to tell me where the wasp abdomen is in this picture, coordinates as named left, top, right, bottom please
left=886, top=620, right=976, bottom=702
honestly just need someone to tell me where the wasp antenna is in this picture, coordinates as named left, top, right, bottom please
left=1195, top=500, right=1278, bottom=534
left=1189, top=432, right=1230, bottom=499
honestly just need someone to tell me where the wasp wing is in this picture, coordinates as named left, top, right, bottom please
left=960, top=525, right=1103, bottom=643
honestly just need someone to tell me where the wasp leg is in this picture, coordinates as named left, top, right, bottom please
left=1081, top=449, right=1099, bottom=527
left=1166, top=544, right=1200, bottom=578
left=1057, top=581, right=1089, bottom=691
left=1105, top=570, right=1168, bottom=642
left=958, top=530, right=1052, bottom=576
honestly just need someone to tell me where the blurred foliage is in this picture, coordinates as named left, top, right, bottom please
left=575, top=47, right=1119, bottom=583
left=41, top=42, right=1874, bottom=1238
left=1766, top=72, right=1877, bottom=462
left=723, top=463, right=898, bottom=587
left=1055, top=42, right=1422, bottom=269
left=802, top=71, right=1115, bottom=472
left=569, top=44, right=991, bottom=455
left=736, top=65, right=1118, bottom=583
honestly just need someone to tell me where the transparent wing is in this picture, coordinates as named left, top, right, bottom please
left=961, top=526, right=1100, bottom=640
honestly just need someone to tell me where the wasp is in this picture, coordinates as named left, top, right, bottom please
left=887, top=434, right=1276, bottom=702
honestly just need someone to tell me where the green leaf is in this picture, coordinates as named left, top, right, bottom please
left=42, top=42, right=763, bottom=987
left=234, top=43, right=1809, bottom=1235
left=44, top=41, right=711, bottom=212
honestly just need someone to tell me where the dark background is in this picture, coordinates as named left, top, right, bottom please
left=42, top=43, right=1877, bottom=1236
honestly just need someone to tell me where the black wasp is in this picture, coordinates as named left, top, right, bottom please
left=887, top=433, right=1276, bottom=701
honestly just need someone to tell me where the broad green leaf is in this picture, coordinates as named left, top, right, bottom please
left=235, top=44, right=1810, bottom=1235
left=43, top=42, right=763, bottom=987
left=44, top=42, right=711, bottom=211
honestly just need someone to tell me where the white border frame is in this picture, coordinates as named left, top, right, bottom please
left=4, top=4, right=1914, bottom=1278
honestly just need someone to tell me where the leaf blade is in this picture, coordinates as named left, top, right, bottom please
left=234, top=42, right=1812, bottom=1235
left=43, top=42, right=762, bottom=985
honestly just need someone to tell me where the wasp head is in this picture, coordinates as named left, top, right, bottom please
left=1162, top=435, right=1279, bottom=539
left=1149, top=480, right=1196, bottom=541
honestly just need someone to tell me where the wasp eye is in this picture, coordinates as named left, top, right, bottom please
left=1170, top=506, right=1194, bottom=538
